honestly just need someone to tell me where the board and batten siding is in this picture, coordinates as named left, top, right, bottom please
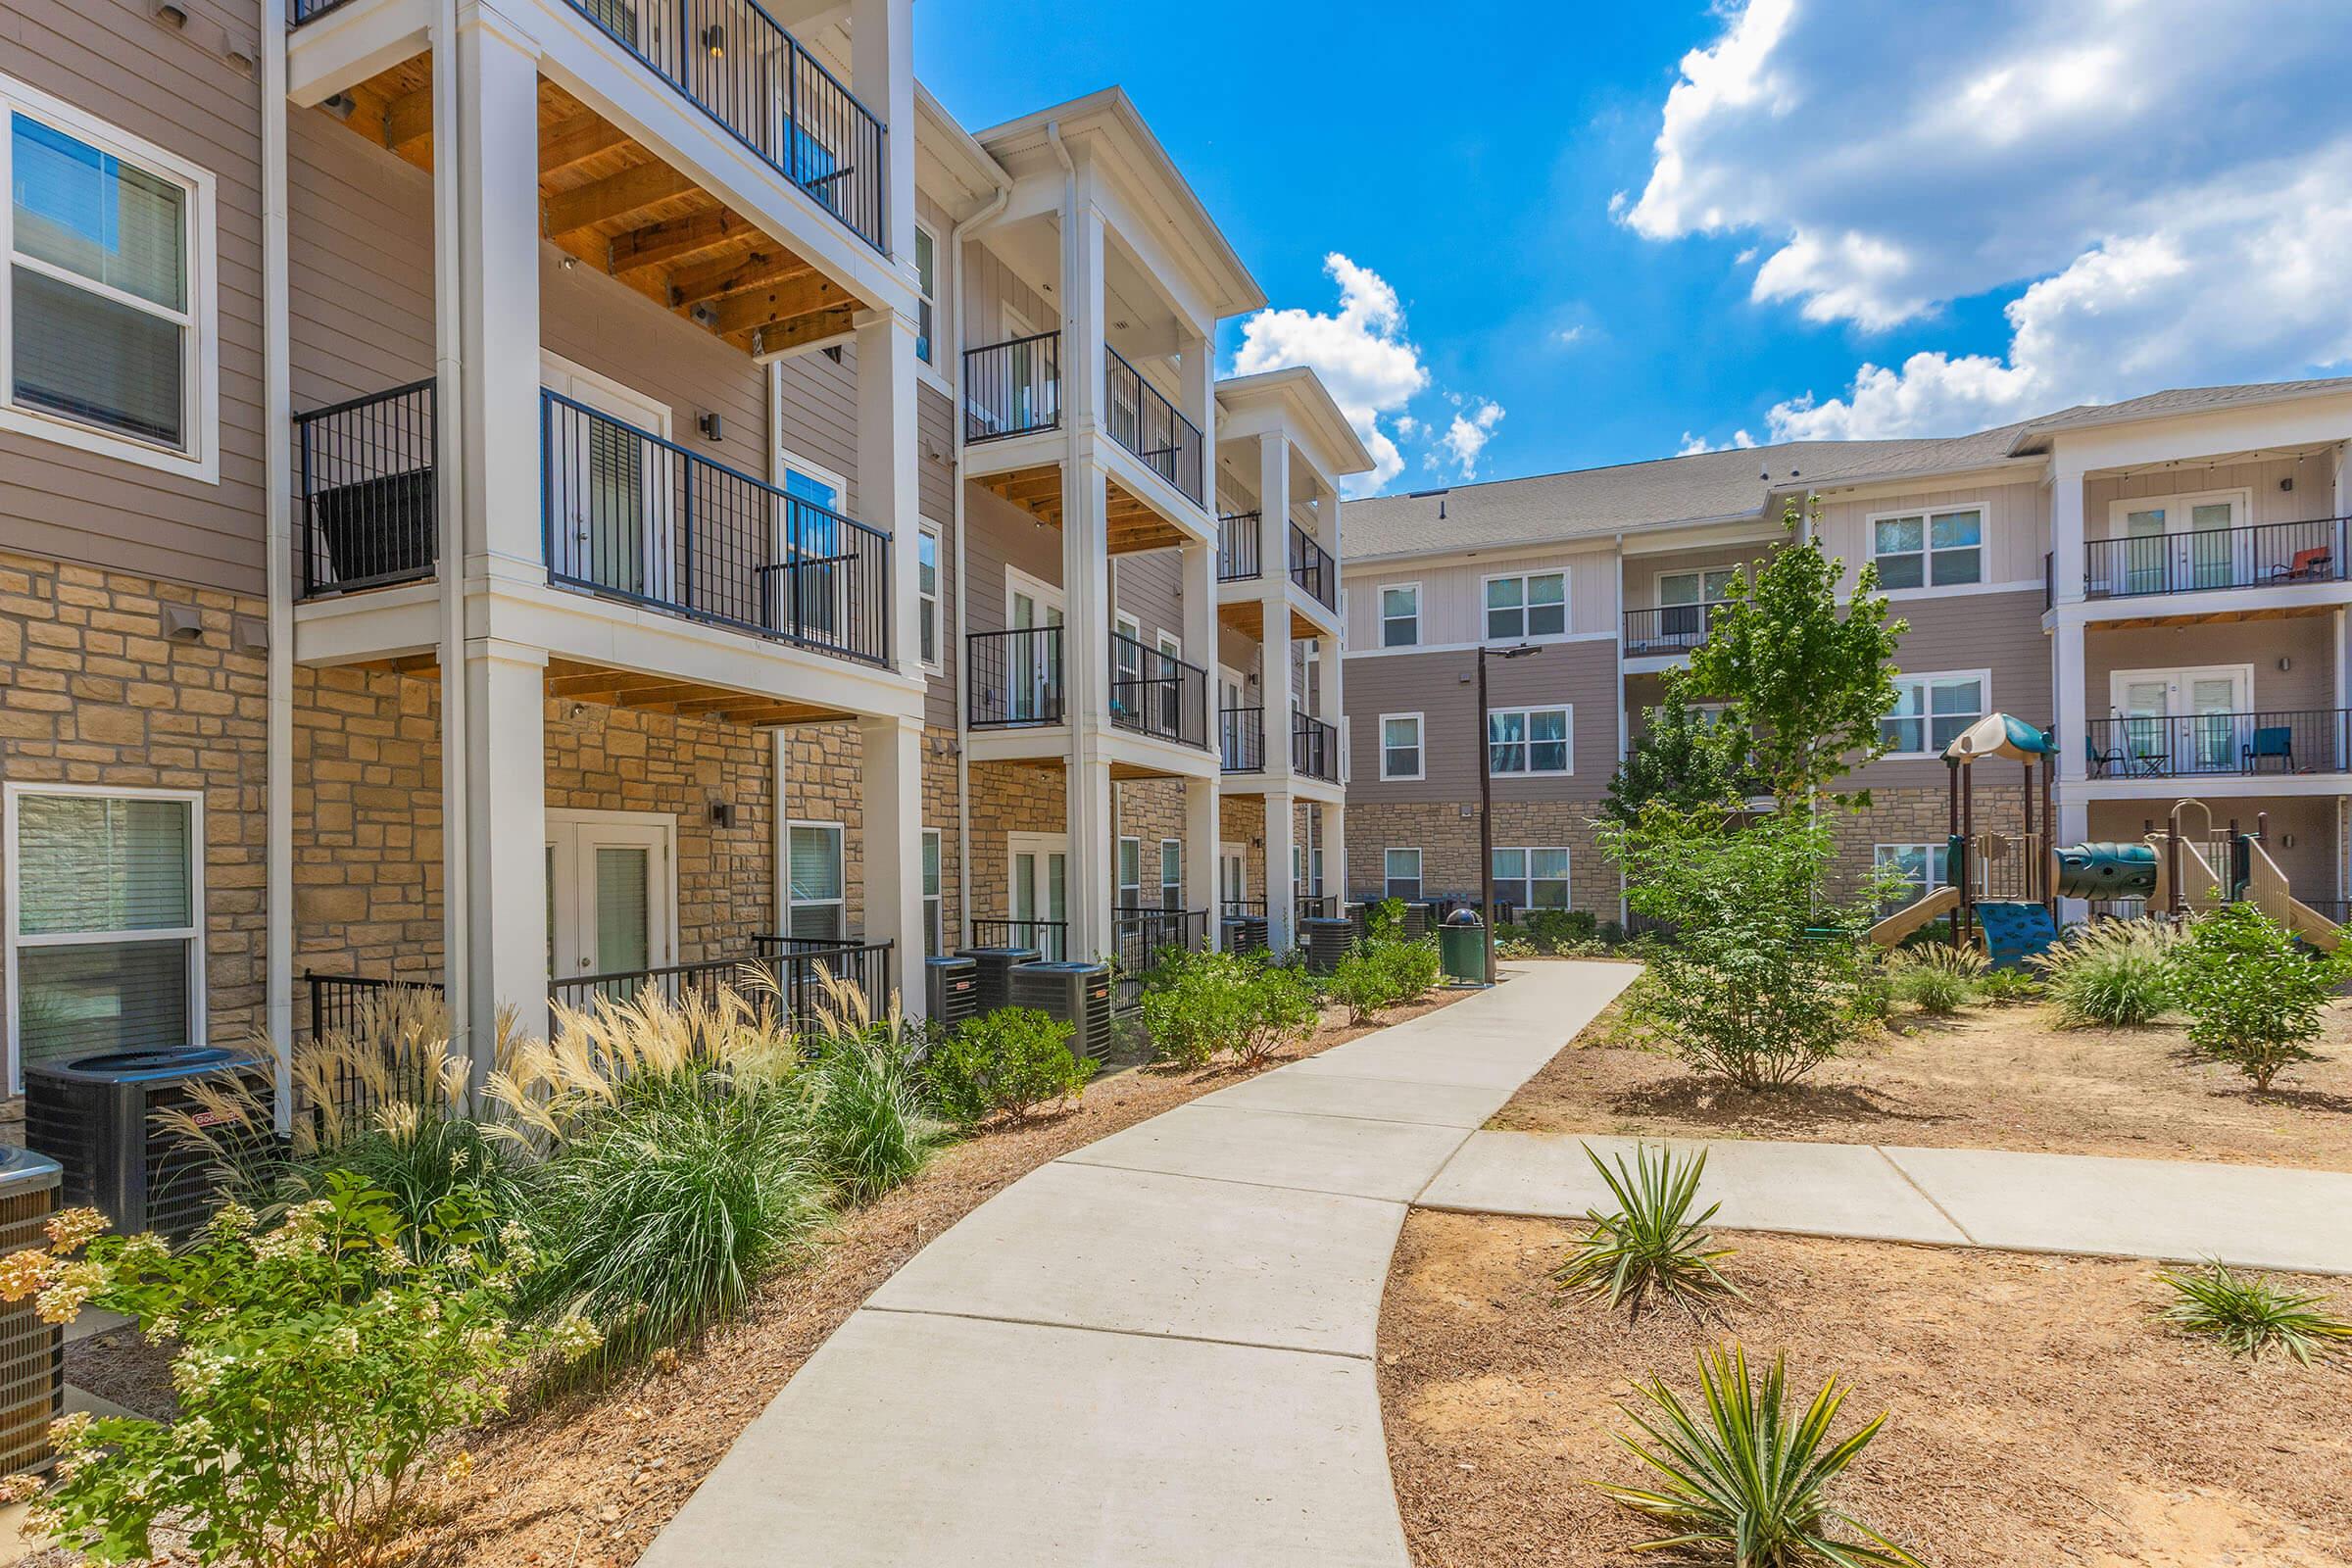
left=1343, top=640, right=1619, bottom=805
left=1810, top=479, right=2048, bottom=597
left=1, top=0, right=268, bottom=597
left=1344, top=546, right=1615, bottom=652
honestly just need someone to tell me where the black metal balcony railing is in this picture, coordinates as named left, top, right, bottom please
left=287, top=0, right=364, bottom=23
left=296, top=379, right=437, bottom=599
left=1220, top=706, right=1265, bottom=772
left=2084, top=710, right=2352, bottom=779
left=966, top=626, right=1064, bottom=727
left=548, top=939, right=892, bottom=1028
left=1293, top=714, right=1339, bottom=781
left=1219, top=898, right=1269, bottom=920
left=1112, top=906, right=1205, bottom=974
left=542, top=389, right=891, bottom=666
left=1108, top=631, right=1209, bottom=749
left=1624, top=601, right=1729, bottom=658
left=2083, top=518, right=2348, bottom=600
left=1288, top=523, right=1336, bottom=610
left=964, top=332, right=1063, bottom=444
left=1103, top=346, right=1203, bottom=505
left=969, top=917, right=1068, bottom=961
left=1297, top=894, right=1334, bottom=921
left=1218, top=512, right=1263, bottom=581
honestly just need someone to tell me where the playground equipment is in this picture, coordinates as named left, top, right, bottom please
left=1864, top=712, right=2342, bottom=964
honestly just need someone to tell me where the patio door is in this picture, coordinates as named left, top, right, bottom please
left=542, top=354, right=670, bottom=599
left=1004, top=305, right=1048, bottom=431
left=1219, top=843, right=1246, bottom=909
left=547, top=810, right=676, bottom=990
left=1005, top=570, right=1064, bottom=722
left=1008, top=832, right=1068, bottom=960
left=2111, top=665, right=2252, bottom=774
left=2117, top=496, right=2242, bottom=594
left=1657, top=567, right=1734, bottom=640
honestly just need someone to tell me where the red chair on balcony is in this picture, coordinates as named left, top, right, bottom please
left=2265, top=546, right=2332, bottom=584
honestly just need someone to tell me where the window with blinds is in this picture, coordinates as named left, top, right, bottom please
left=788, top=823, right=845, bottom=941
left=921, top=829, right=942, bottom=958
left=7, top=789, right=200, bottom=1080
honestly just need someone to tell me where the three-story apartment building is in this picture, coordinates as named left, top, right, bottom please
left=0, top=0, right=1360, bottom=1138
left=1343, top=379, right=2352, bottom=926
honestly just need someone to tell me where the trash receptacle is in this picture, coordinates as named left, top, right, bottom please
left=1439, top=906, right=1489, bottom=986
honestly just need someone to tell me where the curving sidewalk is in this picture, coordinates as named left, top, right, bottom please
left=637, top=959, right=1639, bottom=1568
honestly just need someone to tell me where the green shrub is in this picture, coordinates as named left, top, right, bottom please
left=1234, top=958, right=1322, bottom=1063
left=4, top=1176, right=595, bottom=1567
left=2173, top=903, right=2348, bottom=1091
left=2158, top=1259, right=2352, bottom=1365
left=1525, top=908, right=1595, bottom=952
left=1886, top=945, right=1985, bottom=1016
left=1139, top=949, right=1250, bottom=1068
left=805, top=1032, right=938, bottom=1202
left=1553, top=1143, right=1740, bottom=1317
left=1325, top=937, right=1440, bottom=1024
left=1376, top=936, right=1442, bottom=1004
left=1596, top=1344, right=1921, bottom=1567
left=1972, top=966, right=2042, bottom=1005
left=1495, top=935, right=1539, bottom=961
left=1364, top=897, right=1409, bottom=942
left=923, top=1006, right=1096, bottom=1125
left=2030, top=921, right=2179, bottom=1028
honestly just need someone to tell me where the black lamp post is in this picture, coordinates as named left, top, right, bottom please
left=1477, top=642, right=1541, bottom=983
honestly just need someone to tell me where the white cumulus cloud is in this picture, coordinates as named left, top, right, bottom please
left=1431, top=400, right=1505, bottom=479
left=1676, top=428, right=1757, bottom=456
left=1229, top=253, right=1430, bottom=494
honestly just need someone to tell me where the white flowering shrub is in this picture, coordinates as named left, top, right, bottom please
left=0, top=1173, right=597, bottom=1566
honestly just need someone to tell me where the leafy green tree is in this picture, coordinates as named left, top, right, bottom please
left=1679, top=501, right=1904, bottom=809
left=1605, top=695, right=1753, bottom=823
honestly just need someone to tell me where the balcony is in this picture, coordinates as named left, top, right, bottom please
left=1104, top=346, right=1203, bottom=506
left=1287, top=523, right=1336, bottom=611
left=964, top=332, right=1063, bottom=444
left=2084, top=710, right=2352, bottom=779
left=1220, top=706, right=1264, bottom=772
left=1292, top=714, right=1339, bottom=782
left=1624, top=601, right=1727, bottom=659
left=1217, top=512, right=1262, bottom=581
left=966, top=625, right=1064, bottom=728
left=296, top=379, right=438, bottom=598
left=2082, top=518, right=2347, bottom=601
left=1108, top=631, right=1209, bottom=749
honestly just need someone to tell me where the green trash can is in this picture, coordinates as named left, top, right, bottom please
left=1439, top=907, right=1488, bottom=986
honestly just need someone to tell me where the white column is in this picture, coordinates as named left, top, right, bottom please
left=855, top=306, right=922, bottom=681
left=1258, top=431, right=1294, bottom=783
left=1183, top=776, right=1218, bottom=952
left=1182, top=326, right=1215, bottom=513
left=1324, top=801, right=1347, bottom=906
left=2049, top=464, right=2086, bottom=609
left=859, top=713, right=926, bottom=1016
left=462, top=638, right=548, bottom=1054
left=1069, top=759, right=1114, bottom=961
left=850, top=0, right=913, bottom=270
left=1264, top=793, right=1297, bottom=955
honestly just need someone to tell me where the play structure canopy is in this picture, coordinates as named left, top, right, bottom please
left=1941, top=712, right=2056, bottom=765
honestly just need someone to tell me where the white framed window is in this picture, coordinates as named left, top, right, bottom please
left=1484, top=570, right=1566, bottom=641
left=1488, top=705, right=1572, bottom=775
left=775, top=444, right=851, bottom=639
left=1493, top=847, right=1571, bottom=911
left=1871, top=506, right=1983, bottom=590
left=1379, top=712, right=1424, bottom=781
left=921, top=827, right=943, bottom=958
left=1881, top=672, right=1987, bottom=758
left=1383, top=848, right=1422, bottom=903
left=1874, top=843, right=1950, bottom=910
left=1159, top=837, right=1182, bottom=911
left=5, top=784, right=203, bottom=1092
left=1116, top=835, right=1143, bottom=909
left=786, top=820, right=846, bottom=941
left=2, top=79, right=219, bottom=481
left=1657, top=566, right=1736, bottom=608
left=1380, top=583, right=1419, bottom=648
left=912, top=223, right=938, bottom=367
left=917, top=524, right=941, bottom=670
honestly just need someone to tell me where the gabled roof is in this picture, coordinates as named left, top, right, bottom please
left=2003, top=376, right=2352, bottom=454
left=1215, top=367, right=1376, bottom=480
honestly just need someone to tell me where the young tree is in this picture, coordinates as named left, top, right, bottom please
left=1604, top=695, right=1753, bottom=823
left=2173, top=902, right=2347, bottom=1091
left=1679, top=500, right=1905, bottom=809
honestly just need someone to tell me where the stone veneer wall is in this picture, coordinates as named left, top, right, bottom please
left=965, top=761, right=1065, bottom=933
left=1113, top=779, right=1189, bottom=906
left=1345, top=799, right=1620, bottom=914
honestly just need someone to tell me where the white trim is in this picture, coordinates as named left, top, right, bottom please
left=1115, top=833, right=1144, bottom=906
left=1377, top=710, right=1425, bottom=781
left=4, top=782, right=207, bottom=1094
left=0, top=76, right=220, bottom=482
left=920, top=825, right=944, bottom=959
left=1218, top=840, right=1247, bottom=906
left=1004, top=563, right=1065, bottom=623
left=1346, top=631, right=1615, bottom=660
left=911, top=219, right=940, bottom=370
left=1377, top=579, right=1421, bottom=649
left=1381, top=846, right=1423, bottom=901
left=1485, top=703, right=1575, bottom=777
left=2105, top=662, right=2257, bottom=716
left=775, top=442, right=850, bottom=506
left=1880, top=668, right=1993, bottom=760
left=1157, top=835, right=1182, bottom=909
left=1478, top=566, right=1573, bottom=643
left=784, top=817, right=849, bottom=941
left=540, top=350, right=672, bottom=436
left=916, top=522, right=943, bottom=675
left=1878, top=579, right=2044, bottom=602
left=546, top=807, right=679, bottom=976
left=1653, top=564, right=1738, bottom=610
left=2102, top=486, right=2254, bottom=537
left=1490, top=844, right=1573, bottom=910
left=1866, top=500, right=1987, bottom=590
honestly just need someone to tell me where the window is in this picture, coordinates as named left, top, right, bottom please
left=5, top=786, right=201, bottom=1089
left=1383, top=848, right=1422, bottom=903
left=1874, top=843, right=1950, bottom=911
left=1116, top=836, right=1142, bottom=909
left=1872, top=507, right=1983, bottom=589
left=778, top=448, right=848, bottom=639
left=786, top=821, right=845, bottom=940
left=1155, top=631, right=1184, bottom=734
left=1658, top=567, right=1736, bottom=608
left=1380, top=584, right=1419, bottom=648
left=1881, top=673, right=1986, bottom=757
left=1485, top=571, right=1566, bottom=641
left=3, top=84, right=215, bottom=477
left=1159, top=838, right=1182, bottom=911
left=917, top=525, right=941, bottom=668
left=1380, top=712, right=1423, bottom=780
left=921, top=828, right=943, bottom=958
left=1493, top=847, right=1571, bottom=911
left=912, top=224, right=937, bottom=367
left=1487, top=706, right=1571, bottom=774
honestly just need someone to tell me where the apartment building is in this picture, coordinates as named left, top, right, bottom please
left=0, top=0, right=1360, bottom=1133
left=1342, top=379, right=2352, bottom=925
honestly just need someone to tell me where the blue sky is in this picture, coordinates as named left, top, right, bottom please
left=915, top=0, right=2352, bottom=495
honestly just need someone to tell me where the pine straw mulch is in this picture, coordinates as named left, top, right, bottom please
left=1381, top=1208, right=2352, bottom=1568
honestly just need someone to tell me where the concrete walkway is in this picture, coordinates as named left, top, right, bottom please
left=1426, top=1131, right=2352, bottom=1275
left=638, top=959, right=1640, bottom=1568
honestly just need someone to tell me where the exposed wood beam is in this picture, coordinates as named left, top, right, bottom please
left=748, top=305, right=857, bottom=357
left=544, top=163, right=700, bottom=237
left=383, top=86, right=432, bottom=151
left=668, top=249, right=816, bottom=310
left=608, top=211, right=751, bottom=273
left=539, top=110, right=632, bottom=176
left=706, top=273, right=852, bottom=337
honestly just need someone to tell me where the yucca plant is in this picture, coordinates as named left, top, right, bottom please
left=1886, top=945, right=1985, bottom=1017
left=2158, top=1260, right=2352, bottom=1365
left=2029, top=921, right=2179, bottom=1028
left=1597, top=1344, right=1922, bottom=1567
left=1553, top=1143, right=1741, bottom=1317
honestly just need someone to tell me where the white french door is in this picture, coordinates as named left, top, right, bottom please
left=1005, top=569, right=1065, bottom=723
left=542, top=354, right=671, bottom=599
left=2113, top=494, right=2244, bottom=594
left=2111, top=665, right=2253, bottom=774
left=1007, top=831, right=1068, bottom=960
left=1218, top=843, right=1247, bottom=909
left=547, top=810, right=675, bottom=989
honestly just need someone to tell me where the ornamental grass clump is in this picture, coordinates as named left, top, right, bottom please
left=2029, top=921, right=2179, bottom=1028
left=1886, top=945, right=1985, bottom=1017
left=1597, top=1344, right=1922, bottom=1568
left=2172, top=902, right=2349, bottom=1092
left=2158, top=1259, right=2352, bottom=1365
left=1553, top=1143, right=1740, bottom=1317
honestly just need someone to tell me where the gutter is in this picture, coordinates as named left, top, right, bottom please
left=262, top=0, right=293, bottom=1132
left=949, top=168, right=1012, bottom=948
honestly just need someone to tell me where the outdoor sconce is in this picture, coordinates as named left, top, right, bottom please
left=153, top=2, right=188, bottom=26
left=701, top=25, right=725, bottom=57
left=710, top=801, right=735, bottom=829
left=2281, top=475, right=2295, bottom=492
left=2278, top=657, right=2293, bottom=672
left=698, top=411, right=724, bottom=442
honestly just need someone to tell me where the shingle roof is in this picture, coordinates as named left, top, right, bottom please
left=2002, top=377, right=2352, bottom=452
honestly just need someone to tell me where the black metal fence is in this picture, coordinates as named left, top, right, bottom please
left=1288, top=522, right=1335, bottom=609
left=1218, top=512, right=1262, bottom=581
left=1292, top=714, right=1338, bottom=780
left=296, top=379, right=437, bottom=599
left=1103, top=346, right=1203, bottom=504
left=2084, top=710, right=2351, bottom=778
left=2083, top=517, right=2347, bottom=599
left=1108, top=631, right=1208, bottom=748
left=287, top=0, right=365, bottom=24
left=553, top=0, right=886, bottom=253
left=967, top=625, right=1064, bottom=726
left=969, top=917, right=1069, bottom=961
left=1220, top=706, right=1264, bottom=771
left=542, top=390, right=891, bottom=665
left=547, top=939, right=892, bottom=1032
left=1623, top=601, right=1727, bottom=658
left=1112, top=906, right=1204, bottom=974
left=963, top=332, right=1062, bottom=443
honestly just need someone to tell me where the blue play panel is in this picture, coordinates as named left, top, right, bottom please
left=1974, top=902, right=2058, bottom=969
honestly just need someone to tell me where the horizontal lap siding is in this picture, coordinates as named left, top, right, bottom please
left=918, top=384, right=956, bottom=730
left=1344, top=546, right=1615, bottom=651
left=288, top=112, right=434, bottom=407
left=1816, top=480, right=2047, bottom=594
left=1850, top=589, right=2049, bottom=792
left=1344, top=640, right=1619, bottom=803
left=959, top=482, right=1059, bottom=636
left=2085, top=616, right=2334, bottom=716
left=2086, top=457, right=2318, bottom=538
left=2, top=0, right=269, bottom=596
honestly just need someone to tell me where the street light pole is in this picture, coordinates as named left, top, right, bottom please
left=1477, top=642, right=1540, bottom=984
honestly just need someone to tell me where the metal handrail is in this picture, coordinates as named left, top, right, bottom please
left=1292, top=713, right=1339, bottom=781
left=963, top=331, right=1063, bottom=443
left=296, top=379, right=437, bottom=599
left=2083, top=710, right=2351, bottom=778
left=1287, top=522, right=1335, bottom=609
left=967, top=625, right=1064, bottom=727
left=969, top=917, right=1068, bottom=960
left=1623, top=600, right=1729, bottom=657
left=1218, top=512, right=1263, bottom=581
left=2083, top=517, right=2349, bottom=599
left=1108, top=631, right=1209, bottom=749
left=1220, top=706, right=1265, bottom=771
left=1103, top=344, right=1203, bottom=504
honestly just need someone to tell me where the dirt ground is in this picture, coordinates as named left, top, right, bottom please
left=1382, top=1209, right=2352, bottom=1568
left=1494, top=992, right=2352, bottom=1169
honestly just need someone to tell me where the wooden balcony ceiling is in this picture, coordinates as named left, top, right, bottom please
left=2087, top=601, right=2334, bottom=632
left=971, top=466, right=1189, bottom=554
left=331, top=58, right=861, bottom=356
left=1216, top=599, right=1326, bottom=641
left=346, top=656, right=846, bottom=728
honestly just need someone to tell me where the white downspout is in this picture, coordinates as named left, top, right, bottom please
left=263, top=0, right=293, bottom=1132
left=432, top=0, right=470, bottom=1049
left=949, top=171, right=1011, bottom=948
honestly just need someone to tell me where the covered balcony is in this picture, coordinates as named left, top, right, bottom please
left=963, top=625, right=1209, bottom=753
left=1292, top=713, right=1339, bottom=782
left=2082, top=517, right=2348, bottom=602
left=1623, top=600, right=1727, bottom=659
left=2082, top=710, right=2352, bottom=781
